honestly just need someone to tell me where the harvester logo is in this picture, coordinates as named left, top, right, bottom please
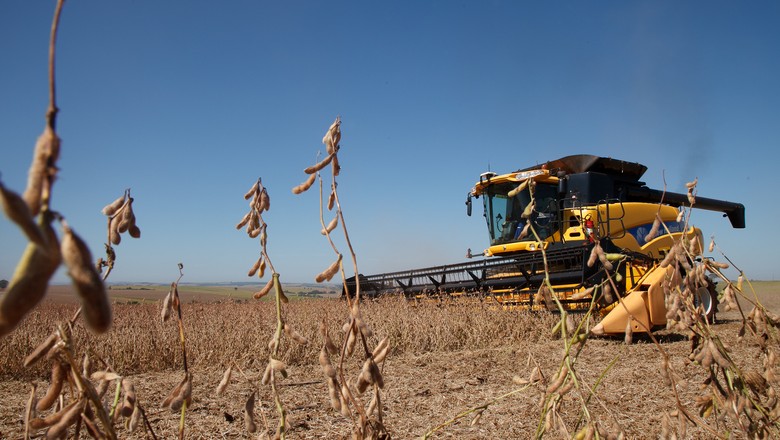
left=630, top=221, right=685, bottom=246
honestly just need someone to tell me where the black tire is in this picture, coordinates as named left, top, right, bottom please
left=694, top=280, right=719, bottom=324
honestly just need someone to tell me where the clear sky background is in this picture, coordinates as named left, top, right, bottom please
left=1, top=1, right=778, bottom=285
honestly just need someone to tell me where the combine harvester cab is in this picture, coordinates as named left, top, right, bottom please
left=346, top=154, right=745, bottom=336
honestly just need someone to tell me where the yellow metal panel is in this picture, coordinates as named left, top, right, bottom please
left=486, top=240, right=549, bottom=256
left=594, top=290, right=652, bottom=335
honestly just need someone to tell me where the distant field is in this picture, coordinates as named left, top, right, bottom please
left=42, top=282, right=341, bottom=304
left=38, top=279, right=780, bottom=308
left=723, top=279, right=780, bottom=311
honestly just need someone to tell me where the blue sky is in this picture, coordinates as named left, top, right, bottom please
left=1, top=1, right=778, bottom=284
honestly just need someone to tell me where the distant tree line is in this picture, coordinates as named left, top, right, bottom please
left=299, top=290, right=330, bottom=297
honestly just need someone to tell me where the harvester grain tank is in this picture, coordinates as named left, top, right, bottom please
left=345, top=155, right=745, bottom=335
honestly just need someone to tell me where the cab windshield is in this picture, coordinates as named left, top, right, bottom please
left=483, top=182, right=559, bottom=245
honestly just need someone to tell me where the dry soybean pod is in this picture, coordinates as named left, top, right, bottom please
left=686, top=178, right=698, bottom=205
left=709, top=340, right=730, bottom=369
left=45, top=399, right=85, bottom=440
left=570, top=286, right=595, bottom=301
left=235, top=212, right=251, bottom=230
left=356, top=367, right=372, bottom=394
left=120, top=378, right=136, bottom=417
left=320, top=321, right=339, bottom=354
left=624, top=319, right=633, bottom=345
left=247, top=256, right=263, bottom=277
left=345, top=325, right=357, bottom=357
left=37, top=361, right=66, bottom=411
left=546, top=365, right=569, bottom=394
left=128, top=404, right=141, bottom=432
left=0, top=213, right=61, bottom=337
left=169, top=373, right=192, bottom=412
left=284, top=323, right=308, bottom=345
left=101, top=194, right=127, bottom=216
left=371, top=336, right=389, bottom=358
left=645, top=214, right=662, bottom=242
left=278, top=281, right=289, bottom=303
left=81, top=411, right=103, bottom=438
left=659, top=244, right=678, bottom=268
left=29, top=399, right=79, bottom=431
left=324, top=334, right=338, bottom=356
left=95, top=379, right=111, bottom=399
left=216, top=365, right=233, bottom=396
left=355, top=316, right=373, bottom=338
left=339, top=383, right=351, bottom=417
left=0, top=181, right=47, bottom=248
left=23, top=126, right=60, bottom=216
left=81, top=353, right=91, bottom=377
left=128, top=224, right=141, bottom=239
left=507, top=179, right=529, bottom=198
left=244, top=180, right=259, bottom=200
left=323, top=117, right=341, bottom=154
left=258, top=259, right=266, bottom=279
left=117, top=201, right=135, bottom=233
left=122, top=198, right=134, bottom=220
left=248, top=225, right=261, bottom=238
left=116, top=214, right=135, bottom=234
left=253, top=278, right=274, bottom=300
left=162, top=374, right=187, bottom=409
left=244, top=391, right=257, bottom=433
left=367, top=392, right=378, bottom=417
left=304, top=154, right=334, bottom=174
left=261, top=363, right=272, bottom=385
left=327, top=189, right=336, bottom=211
left=321, top=216, right=339, bottom=235
left=269, top=358, right=287, bottom=378
left=24, top=332, right=58, bottom=367
left=708, top=261, right=729, bottom=270
left=61, top=223, right=111, bottom=333
left=367, top=359, right=384, bottom=388
left=327, top=377, right=341, bottom=411
left=315, top=254, right=342, bottom=283
left=332, top=154, right=341, bottom=176
left=516, top=222, right=531, bottom=240
left=259, top=189, right=270, bottom=211
left=372, top=337, right=391, bottom=364
left=292, top=173, right=317, bottom=194
left=597, top=245, right=614, bottom=271
left=90, top=371, right=121, bottom=382
left=108, top=215, right=121, bottom=245
left=319, top=347, right=337, bottom=378
left=587, top=243, right=600, bottom=268
left=161, top=288, right=173, bottom=322
left=24, top=384, right=37, bottom=438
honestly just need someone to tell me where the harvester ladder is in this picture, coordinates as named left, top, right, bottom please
left=596, top=198, right=627, bottom=240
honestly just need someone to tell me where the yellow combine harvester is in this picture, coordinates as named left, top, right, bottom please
left=345, top=155, right=745, bottom=335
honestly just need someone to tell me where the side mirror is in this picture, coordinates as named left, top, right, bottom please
left=466, top=193, right=472, bottom=217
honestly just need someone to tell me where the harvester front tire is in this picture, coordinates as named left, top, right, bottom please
left=695, top=281, right=719, bottom=324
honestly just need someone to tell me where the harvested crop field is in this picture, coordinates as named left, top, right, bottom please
left=1, top=282, right=778, bottom=439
